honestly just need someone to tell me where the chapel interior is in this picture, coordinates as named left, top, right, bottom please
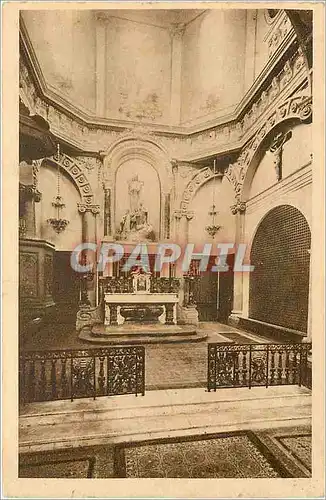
left=18, top=8, right=314, bottom=479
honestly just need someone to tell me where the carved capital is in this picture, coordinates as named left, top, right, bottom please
left=185, top=210, right=195, bottom=221
left=174, top=209, right=194, bottom=220
left=173, top=209, right=183, bottom=220
left=77, top=203, right=101, bottom=215
left=19, top=183, right=42, bottom=203
left=231, top=201, right=246, bottom=215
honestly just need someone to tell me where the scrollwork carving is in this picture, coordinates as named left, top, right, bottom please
left=225, top=94, right=312, bottom=200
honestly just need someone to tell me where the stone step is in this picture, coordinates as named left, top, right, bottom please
left=92, top=324, right=197, bottom=337
left=20, top=391, right=311, bottom=429
left=19, top=386, right=311, bottom=453
left=79, top=330, right=208, bottom=344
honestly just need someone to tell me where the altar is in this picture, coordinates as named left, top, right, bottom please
left=103, top=270, right=179, bottom=326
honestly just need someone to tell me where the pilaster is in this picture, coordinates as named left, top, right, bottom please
left=169, top=24, right=185, bottom=125
left=77, top=203, right=101, bottom=306
left=229, top=201, right=246, bottom=326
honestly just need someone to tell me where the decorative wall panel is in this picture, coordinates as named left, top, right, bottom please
left=20, top=252, right=38, bottom=297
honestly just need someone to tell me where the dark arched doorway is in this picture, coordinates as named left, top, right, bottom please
left=249, top=205, right=311, bottom=333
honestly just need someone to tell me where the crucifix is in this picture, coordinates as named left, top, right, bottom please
left=269, top=130, right=292, bottom=181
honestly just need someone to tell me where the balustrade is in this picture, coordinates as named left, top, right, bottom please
left=20, top=346, right=145, bottom=403
left=207, top=342, right=311, bottom=391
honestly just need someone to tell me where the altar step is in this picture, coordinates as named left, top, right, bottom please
left=79, top=323, right=209, bottom=344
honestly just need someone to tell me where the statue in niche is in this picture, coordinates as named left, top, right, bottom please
left=128, top=175, right=144, bottom=212
left=117, top=174, right=155, bottom=242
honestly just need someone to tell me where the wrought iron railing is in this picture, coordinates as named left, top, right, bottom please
left=207, top=342, right=311, bottom=391
left=101, top=276, right=134, bottom=294
left=100, top=276, right=180, bottom=294
left=20, top=346, right=145, bottom=403
left=150, top=277, right=180, bottom=293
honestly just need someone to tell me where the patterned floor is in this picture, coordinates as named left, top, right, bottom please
left=19, top=427, right=311, bottom=478
left=254, top=426, right=312, bottom=477
left=116, top=433, right=283, bottom=478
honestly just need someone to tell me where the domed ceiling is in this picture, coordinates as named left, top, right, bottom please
left=20, top=9, right=291, bottom=128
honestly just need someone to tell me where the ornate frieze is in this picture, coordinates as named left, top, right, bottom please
left=20, top=43, right=309, bottom=162
left=74, top=156, right=101, bottom=172
left=266, top=12, right=294, bottom=59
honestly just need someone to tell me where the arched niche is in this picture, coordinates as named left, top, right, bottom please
left=115, top=158, right=161, bottom=240
left=248, top=204, right=311, bottom=333
left=188, top=175, right=236, bottom=244
left=102, top=136, right=173, bottom=241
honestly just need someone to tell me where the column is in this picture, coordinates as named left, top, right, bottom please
left=169, top=24, right=184, bottom=124
left=78, top=203, right=100, bottom=307
left=173, top=210, right=198, bottom=325
left=103, top=187, right=112, bottom=237
left=229, top=200, right=246, bottom=326
left=244, top=11, right=257, bottom=91
left=164, top=193, right=171, bottom=239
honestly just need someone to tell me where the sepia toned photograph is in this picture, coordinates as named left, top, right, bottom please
left=2, top=1, right=325, bottom=498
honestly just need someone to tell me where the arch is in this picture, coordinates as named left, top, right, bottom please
left=249, top=204, right=311, bottom=333
left=103, top=135, right=173, bottom=195
left=180, top=167, right=224, bottom=212
left=105, top=130, right=171, bottom=161
left=103, top=135, right=173, bottom=240
left=44, top=152, right=94, bottom=205
left=224, top=93, right=312, bottom=202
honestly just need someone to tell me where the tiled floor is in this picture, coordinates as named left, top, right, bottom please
left=21, top=321, right=275, bottom=390
left=19, top=425, right=312, bottom=478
